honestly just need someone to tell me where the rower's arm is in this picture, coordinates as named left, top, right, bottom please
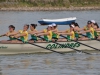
left=96, top=28, right=100, bottom=31
left=28, top=30, right=37, bottom=35
left=79, top=28, right=84, bottom=31
left=77, top=32, right=82, bottom=34
left=37, top=32, right=49, bottom=36
left=52, top=29, right=58, bottom=32
left=0, top=32, right=10, bottom=37
left=97, top=31, right=100, bottom=33
left=34, top=30, right=44, bottom=34
left=8, top=32, right=19, bottom=36
left=58, top=30, right=66, bottom=33
left=82, top=30, right=91, bottom=33
left=60, top=32, right=71, bottom=35
left=18, top=33, right=26, bottom=37
left=60, top=33, right=67, bottom=35
left=0, top=34, right=6, bottom=37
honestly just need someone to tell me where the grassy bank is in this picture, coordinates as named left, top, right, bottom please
left=0, top=0, right=100, bottom=10
left=0, top=0, right=100, bottom=7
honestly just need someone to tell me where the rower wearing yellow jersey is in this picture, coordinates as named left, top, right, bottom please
left=59, top=24, right=75, bottom=41
left=37, top=25, right=52, bottom=42
left=70, top=22, right=82, bottom=40
left=8, top=24, right=29, bottom=43
left=51, top=23, right=59, bottom=42
left=28, top=24, right=38, bottom=42
left=0, top=25, right=17, bottom=43
left=81, top=21, right=95, bottom=40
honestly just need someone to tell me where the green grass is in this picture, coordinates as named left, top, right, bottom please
left=0, top=0, right=100, bottom=8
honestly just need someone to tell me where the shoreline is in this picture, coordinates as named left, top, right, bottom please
left=0, top=7, right=100, bottom=11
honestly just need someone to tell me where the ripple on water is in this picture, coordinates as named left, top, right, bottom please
left=0, top=53, right=100, bottom=75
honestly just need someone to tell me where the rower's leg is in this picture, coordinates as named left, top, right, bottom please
left=36, top=39, right=44, bottom=43
left=28, top=40, right=34, bottom=43
left=1, top=40, right=11, bottom=43
left=97, top=36, right=100, bottom=40
left=57, top=38, right=67, bottom=42
left=81, top=37, right=89, bottom=41
left=15, top=40, right=23, bottom=44
left=11, top=40, right=22, bottom=43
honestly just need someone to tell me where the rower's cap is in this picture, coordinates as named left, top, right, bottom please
left=91, top=20, right=96, bottom=24
left=48, top=24, right=53, bottom=27
left=52, top=23, right=56, bottom=26
left=87, top=21, right=92, bottom=24
left=71, top=24, right=75, bottom=28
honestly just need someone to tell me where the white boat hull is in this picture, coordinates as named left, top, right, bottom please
left=43, top=17, right=77, bottom=22
left=0, top=40, right=100, bottom=55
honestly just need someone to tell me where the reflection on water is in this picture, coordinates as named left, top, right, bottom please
left=0, top=53, right=100, bottom=75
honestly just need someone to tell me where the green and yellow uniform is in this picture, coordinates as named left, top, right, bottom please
left=29, top=30, right=38, bottom=41
left=74, top=31, right=79, bottom=39
left=94, top=31, right=98, bottom=38
left=97, top=32, right=100, bottom=36
left=84, top=26, right=90, bottom=37
left=52, top=29, right=59, bottom=39
left=87, top=27, right=94, bottom=39
left=94, top=30, right=100, bottom=38
left=66, top=29, right=75, bottom=41
left=7, top=31, right=16, bottom=40
left=43, top=29, right=52, bottom=42
left=19, top=30, right=28, bottom=43
left=84, top=26, right=94, bottom=39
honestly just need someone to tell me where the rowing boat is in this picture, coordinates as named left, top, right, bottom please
left=38, top=17, right=76, bottom=25
left=0, top=40, right=99, bottom=55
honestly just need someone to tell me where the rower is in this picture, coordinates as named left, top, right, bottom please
left=81, top=21, right=95, bottom=40
left=28, top=24, right=38, bottom=42
left=93, top=23, right=99, bottom=39
left=59, top=24, right=75, bottom=41
left=94, top=23, right=100, bottom=39
left=0, top=25, right=17, bottom=43
left=8, top=24, right=29, bottom=43
left=73, top=23, right=82, bottom=40
left=37, top=25, right=52, bottom=42
left=51, top=23, right=59, bottom=42
left=91, top=20, right=96, bottom=28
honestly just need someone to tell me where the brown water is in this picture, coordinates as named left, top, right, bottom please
left=0, top=10, right=100, bottom=75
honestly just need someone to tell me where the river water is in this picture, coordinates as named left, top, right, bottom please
left=0, top=10, right=100, bottom=75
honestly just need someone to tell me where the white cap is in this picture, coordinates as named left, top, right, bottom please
left=71, top=24, right=75, bottom=28
left=52, top=23, right=56, bottom=26
left=48, top=24, right=52, bottom=27
left=91, top=20, right=96, bottom=23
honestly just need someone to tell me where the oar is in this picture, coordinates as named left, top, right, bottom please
left=38, top=36, right=91, bottom=55
left=16, top=38, right=64, bottom=55
left=60, top=34, right=100, bottom=52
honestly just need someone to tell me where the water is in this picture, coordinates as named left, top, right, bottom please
left=0, top=53, right=100, bottom=75
left=0, top=10, right=100, bottom=75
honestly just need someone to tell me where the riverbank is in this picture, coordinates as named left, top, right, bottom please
left=0, top=0, right=100, bottom=11
left=0, top=6, right=100, bottom=11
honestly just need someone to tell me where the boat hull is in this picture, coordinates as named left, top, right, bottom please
left=38, top=20, right=76, bottom=25
left=0, top=40, right=100, bottom=55
left=38, top=17, right=76, bottom=25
